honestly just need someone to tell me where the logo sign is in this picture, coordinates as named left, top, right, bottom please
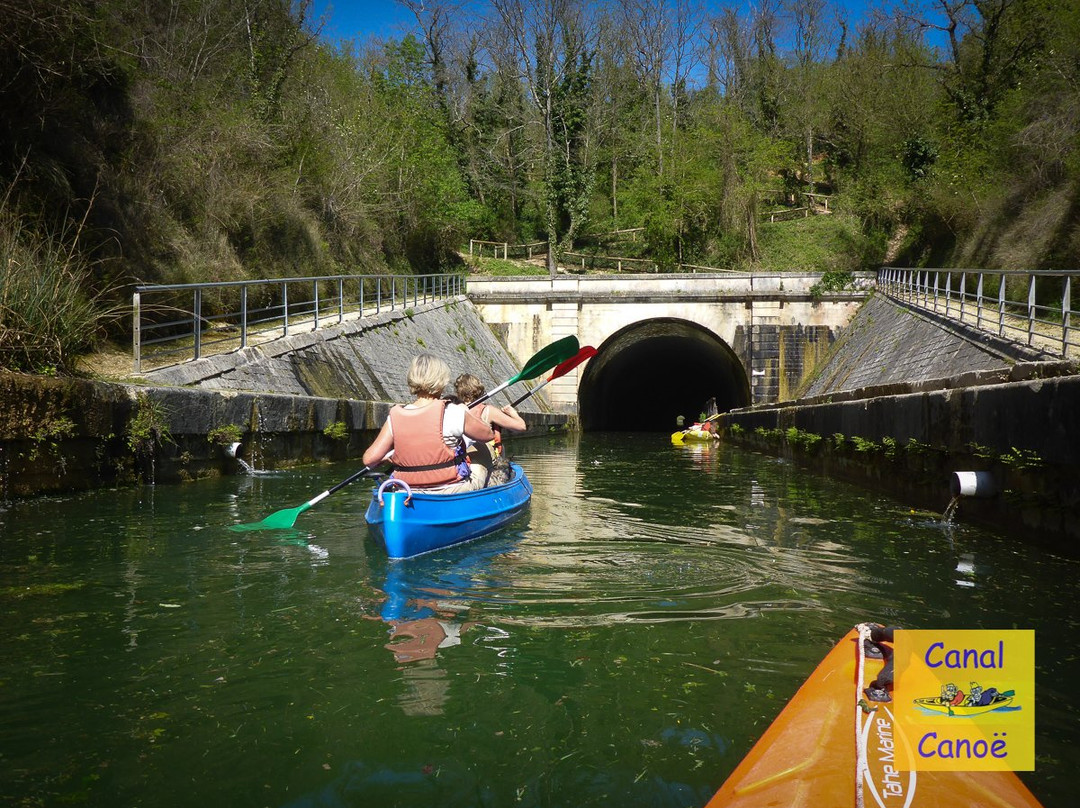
left=894, top=630, right=1034, bottom=771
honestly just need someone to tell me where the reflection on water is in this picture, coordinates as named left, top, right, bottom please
left=0, top=433, right=1077, bottom=808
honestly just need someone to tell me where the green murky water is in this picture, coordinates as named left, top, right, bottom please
left=1, top=434, right=1077, bottom=807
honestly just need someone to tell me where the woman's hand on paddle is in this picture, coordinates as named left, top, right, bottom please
left=484, top=404, right=526, bottom=433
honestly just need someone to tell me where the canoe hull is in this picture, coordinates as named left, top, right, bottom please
left=365, top=463, right=532, bottom=559
left=706, top=627, right=1043, bottom=807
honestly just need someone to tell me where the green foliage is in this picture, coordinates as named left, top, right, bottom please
left=207, top=425, right=243, bottom=446
left=905, top=438, right=933, bottom=455
left=851, top=436, right=880, bottom=454
left=999, top=447, right=1042, bottom=470
left=322, top=422, right=349, bottom=441
left=466, top=256, right=547, bottom=277
left=0, top=209, right=119, bottom=373
left=785, top=427, right=823, bottom=453
left=810, top=268, right=856, bottom=300
left=28, top=416, right=76, bottom=462
left=2, top=0, right=1078, bottom=348
left=755, top=215, right=881, bottom=274
left=126, top=394, right=173, bottom=458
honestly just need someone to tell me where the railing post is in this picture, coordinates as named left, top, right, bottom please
left=469, top=240, right=474, bottom=258
left=976, top=272, right=984, bottom=330
left=314, top=280, right=320, bottom=331
left=377, top=277, right=382, bottom=313
left=132, top=291, right=142, bottom=372
left=391, top=276, right=396, bottom=310
left=963, top=271, right=972, bottom=321
left=504, top=242, right=508, bottom=259
left=933, top=271, right=940, bottom=311
left=359, top=277, right=364, bottom=316
left=338, top=278, right=344, bottom=323
left=240, top=285, right=248, bottom=348
left=998, top=273, right=1006, bottom=337
left=193, top=288, right=202, bottom=361
left=1063, top=276, right=1071, bottom=356
left=282, top=282, right=289, bottom=337
left=944, top=272, right=952, bottom=317
left=1028, top=274, right=1036, bottom=345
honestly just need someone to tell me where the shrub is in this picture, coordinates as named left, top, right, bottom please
left=0, top=209, right=121, bottom=373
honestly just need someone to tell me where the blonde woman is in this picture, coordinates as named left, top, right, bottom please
left=453, top=373, right=526, bottom=488
left=362, top=354, right=494, bottom=494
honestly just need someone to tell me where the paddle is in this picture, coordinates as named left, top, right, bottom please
left=232, top=336, right=579, bottom=531
left=230, top=454, right=395, bottom=531
left=469, top=335, right=579, bottom=408
left=509, top=345, right=596, bottom=407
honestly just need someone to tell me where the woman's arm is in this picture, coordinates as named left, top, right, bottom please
left=362, top=419, right=395, bottom=467
left=462, top=407, right=495, bottom=442
left=486, top=404, right=526, bottom=433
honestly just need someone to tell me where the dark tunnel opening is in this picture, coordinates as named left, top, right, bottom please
left=578, top=320, right=751, bottom=432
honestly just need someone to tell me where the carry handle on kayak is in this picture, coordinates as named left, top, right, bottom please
left=376, top=478, right=412, bottom=506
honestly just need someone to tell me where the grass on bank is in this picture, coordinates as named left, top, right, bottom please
left=749, top=213, right=885, bottom=273
left=0, top=209, right=122, bottom=375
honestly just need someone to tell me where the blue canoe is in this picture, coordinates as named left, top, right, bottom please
left=365, top=463, right=533, bottom=559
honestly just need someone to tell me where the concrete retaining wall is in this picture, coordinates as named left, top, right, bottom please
left=800, top=294, right=1052, bottom=397
left=721, top=295, right=1080, bottom=542
left=140, top=296, right=555, bottom=415
left=0, top=299, right=569, bottom=498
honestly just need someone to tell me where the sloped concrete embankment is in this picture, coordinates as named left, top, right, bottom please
left=0, top=298, right=568, bottom=498
left=723, top=295, right=1080, bottom=542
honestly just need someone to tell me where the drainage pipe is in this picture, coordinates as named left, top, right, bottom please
left=950, top=471, right=996, bottom=498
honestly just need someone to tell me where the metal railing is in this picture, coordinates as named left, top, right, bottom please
left=878, top=267, right=1077, bottom=359
left=133, top=273, right=463, bottom=372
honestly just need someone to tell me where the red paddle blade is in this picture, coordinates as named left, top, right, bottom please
left=547, top=346, right=597, bottom=381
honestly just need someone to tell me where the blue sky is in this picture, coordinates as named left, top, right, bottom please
left=310, top=1, right=416, bottom=43
left=310, top=1, right=889, bottom=45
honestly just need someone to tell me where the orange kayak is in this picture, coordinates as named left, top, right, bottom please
left=705, top=627, right=1044, bottom=807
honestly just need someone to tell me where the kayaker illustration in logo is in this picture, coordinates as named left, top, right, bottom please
left=914, top=681, right=1017, bottom=717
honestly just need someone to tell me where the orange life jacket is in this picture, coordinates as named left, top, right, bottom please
left=388, top=401, right=465, bottom=487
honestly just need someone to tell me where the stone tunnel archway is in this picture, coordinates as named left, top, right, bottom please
left=577, top=319, right=751, bottom=431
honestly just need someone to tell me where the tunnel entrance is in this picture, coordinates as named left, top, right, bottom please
left=578, top=319, right=750, bottom=432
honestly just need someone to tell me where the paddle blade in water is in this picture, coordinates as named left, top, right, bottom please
left=230, top=503, right=309, bottom=532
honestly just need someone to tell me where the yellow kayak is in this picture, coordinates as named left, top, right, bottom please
left=671, top=427, right=716, bottom=445
left=705, top=627, right=1043, bottom=807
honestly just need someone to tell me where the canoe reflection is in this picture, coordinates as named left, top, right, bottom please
left=370, top=534, right=521, bottom=713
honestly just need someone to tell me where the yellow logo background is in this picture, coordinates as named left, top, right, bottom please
left=894, top=629, right=1034, bottom=771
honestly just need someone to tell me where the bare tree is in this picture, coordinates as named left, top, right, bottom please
left=490, top=0, right=594, bottom=277
left=784, top=0, right=833, bottom=199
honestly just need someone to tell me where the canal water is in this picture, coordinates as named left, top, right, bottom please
left=1, top=434, right=1077, bottom=807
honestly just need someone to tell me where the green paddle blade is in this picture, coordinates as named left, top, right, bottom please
left=230, top=502, right=311, bottom=532
left=512, top=335, right=578, bottom=383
